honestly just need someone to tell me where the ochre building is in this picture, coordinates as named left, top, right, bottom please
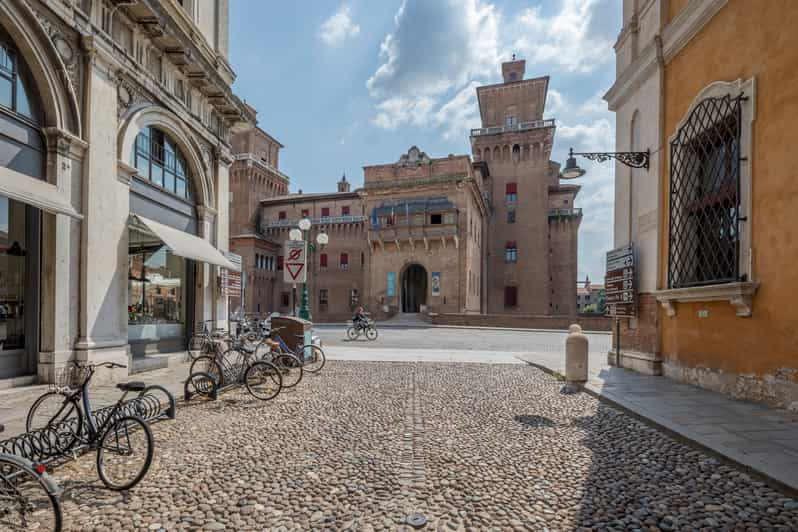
left=606, top=0, right=798, bottom=409
left=232, top=59, right=580, bottom=322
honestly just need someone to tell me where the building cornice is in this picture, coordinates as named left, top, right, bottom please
left=604, top=0, right=728, bottom=111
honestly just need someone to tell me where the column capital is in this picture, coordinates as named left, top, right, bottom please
left=197, top=205, right=218, bottom=222
left=43, top=127, right=88, bottom=161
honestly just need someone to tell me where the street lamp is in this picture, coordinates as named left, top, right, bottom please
left=292, top=218, right=329, bottom=321
left=560, top=147, right=651, bottom=179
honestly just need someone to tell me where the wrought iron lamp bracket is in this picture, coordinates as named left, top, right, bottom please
left=571, top=148, right=650, bottom=170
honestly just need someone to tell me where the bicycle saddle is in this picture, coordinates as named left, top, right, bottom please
left=117, top=381, right=146, bottom=392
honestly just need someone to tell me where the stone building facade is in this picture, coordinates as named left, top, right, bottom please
left=246, top=59, right=579, bottom=322
left=228, top=112, right=289, bottom=315
left=605, top=0, right=798, bottom=409
left=0, top=0, right=251, bottom=385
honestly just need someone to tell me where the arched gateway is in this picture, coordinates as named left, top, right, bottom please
left=401, top=264, right=427, bottom=313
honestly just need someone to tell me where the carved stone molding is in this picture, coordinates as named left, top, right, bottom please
left=654, top=282, right=759, bottom=318
left=43, top=127, right=88, bottom=161
left=116, top=77, right=153, bottom=119
left=33, top=10, right=82, bottom=100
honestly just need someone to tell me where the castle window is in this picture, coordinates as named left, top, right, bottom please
left=319, top=289, right=328, bottom=306
left=341, top=205, right=351, bottom=216
left=320, top=253, right=328, bottom=268
left=505, top=242, right=518, bottom=263
left=507, top=210, right=516, bottom=223
left=506, top=183, right=518, bottom=203
left=278, top=211, right=286, bottom=220
left=340, top=253, right=349, bottom=270
left=321, top=207, right=330, bottom=217
left=430, top=214, right=442, bottom=225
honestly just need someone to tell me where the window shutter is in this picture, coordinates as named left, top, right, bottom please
left=320, top=253, right=328, bottom=267
left=506, top=241, right=517, bottom=249
left=506, top=182, right=517, bottom=194
left=277, top=256, right=284, bottom=270
left=278, top=211, right=286, bottom=220
left=340, top=253, right=349, bottom=265
left=342, top=205, right=351, bottom=216
left=301, top=209, right=309, bottom=217
left=321, top=207, right=330, bottom=217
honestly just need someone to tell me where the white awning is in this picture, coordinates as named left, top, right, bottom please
left=132, top=214, right=239, bottom=271
left=0, top=166, right=82, bottom=219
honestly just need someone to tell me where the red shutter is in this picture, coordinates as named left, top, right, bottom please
left=506, top=182, right=517, bottom=194
left=340, top=253, right=349, bottom=265
left=341, top=205, right=351, bottom=216
left=278, top=211, right=286, bottom=220
left=320, top=253, right=328, bottom=267
left=277, top=256, right=284, bottom=270
left=301, top=209, right=309, bottom=217
left=321, top=207, right=330, bottom=217
left=506, top=241, right=517, bottom=249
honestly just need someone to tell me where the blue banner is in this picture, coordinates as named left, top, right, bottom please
left=387, top=272, right=395, bottom=297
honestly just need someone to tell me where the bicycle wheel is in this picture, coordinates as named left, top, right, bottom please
left=189, top=355, right=224, bottom=389
left=244, top=361, right=282, bottom=401
left=0, top=455, right=62, bottom=531
left=96, top=415, right=154, bottom=491
left=272, top=353, right=303, bottom=388
left=25, top=392, right=82, bottom=457
left=346, top=327, right=358, bottom=340
left=187, top=334, right=210, bottom=359
left=301, top=344, right=326, bottom=374
left=366, top=327, right=379, bottom=341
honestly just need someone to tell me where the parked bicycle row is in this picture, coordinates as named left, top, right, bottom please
left=185, top=316, right=326, bottom=402
left=1, top=361, right=175, bottom=530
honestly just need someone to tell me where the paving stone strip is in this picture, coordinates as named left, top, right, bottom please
left=33, top=361, right=798, bottom=531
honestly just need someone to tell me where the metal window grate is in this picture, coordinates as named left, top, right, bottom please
left=668, top=93, right=745, bottom=289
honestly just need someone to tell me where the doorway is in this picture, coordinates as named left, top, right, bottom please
left=401, top=264, right=427, bottom=313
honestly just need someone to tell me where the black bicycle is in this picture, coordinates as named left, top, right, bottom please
left=25, top=362, right=154, bottom=491
left=0, top=425, right=62, bottom=531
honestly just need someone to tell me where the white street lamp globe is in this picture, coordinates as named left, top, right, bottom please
left=316, top=232, right=329, bottom=246
left=289, top=228, right=303, bottom=241
left=298, top=218, right=312, bottom=231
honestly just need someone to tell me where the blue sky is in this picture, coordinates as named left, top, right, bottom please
left=229, top=0, right=620, bottom=283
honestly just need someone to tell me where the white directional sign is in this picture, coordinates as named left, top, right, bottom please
left=283, top=240, right=307, bottom=284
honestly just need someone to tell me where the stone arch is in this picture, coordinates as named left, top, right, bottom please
left=512, top=144, right=521, bottom=164
left=483, top=147, right=491, bottom=161
left=502, top=145, right=510, bottom=162
left=0, top=0, right=81, bottom=135
left=493, top=146, right=500, bottom=160
left=532, top=142, right=542, bottom=161
left=117, top=105, right=213, bottom=208
left=522, top=144, right=530, bottom=161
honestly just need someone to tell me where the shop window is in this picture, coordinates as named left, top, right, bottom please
left=507, top=210, right=516, bottom=223
left=319, top=253, right=328, bottom=268
left=132, top=126, right=194, bottom=200
left=505, top=242, right=518, bottom=263
left=430, top=214, right=442, bottom=225
left=128, top=228, right=186, bottom=331
left=506, top=183, right=518, bottom=203
left=340, top=253, right=349, bottom=270
left=341, top=205, right=351, bottom=216
left=319, top=289, right=328, bottom=306
left=504, top=286, right=518, bottom=307
left=669, top=91, right=746, bottom=288
left=0, top=197, right=28, bottom=351
left=281, top=292, right=290, bottom=307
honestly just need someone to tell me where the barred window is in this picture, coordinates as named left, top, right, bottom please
left=668, top=93, right=745, bottom=288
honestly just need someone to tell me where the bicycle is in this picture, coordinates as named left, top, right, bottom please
left=0, top=424, right=62, bottom=531
left=187, top=320, right=230, bottom=361
left=269, top=326, right=326, bottom=374
left=25, top=362, right=154, bottom=491
left=232, top=336, right=304, bottom=389
left=189, top=335, right=283, bottom=400
left=346, top=318, right=378, bottom=341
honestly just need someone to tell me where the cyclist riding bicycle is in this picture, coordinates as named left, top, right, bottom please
left=352, top=306, right=369, bottom=330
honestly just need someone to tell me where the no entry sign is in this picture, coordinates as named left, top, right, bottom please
left=283, top=240, right=307, bottom=284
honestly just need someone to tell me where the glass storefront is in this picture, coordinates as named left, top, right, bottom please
left=128, top=227, right=187, bottom=349
left=0, top=196, right=25, bottom=352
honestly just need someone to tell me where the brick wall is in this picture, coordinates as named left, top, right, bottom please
left=429, top=313, right=612, bottom=331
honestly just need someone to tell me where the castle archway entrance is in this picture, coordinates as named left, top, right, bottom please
left=401, top=264, right=427, bottom=313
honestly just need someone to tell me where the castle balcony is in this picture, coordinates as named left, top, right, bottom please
left=261, top=215, right=366, bottom=230
left=368, top=223, right=459, bottom=252
left=548, top=208, right=583, bottom=219
left=470, top=119, right=556, bottom=138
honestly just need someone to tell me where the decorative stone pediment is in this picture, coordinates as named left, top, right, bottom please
left=654, top=282, right=759, bottom=317
left=397, top=146, right=431, bottom=167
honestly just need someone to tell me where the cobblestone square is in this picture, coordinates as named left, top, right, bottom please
left=52, top=361, right=798, bottom=531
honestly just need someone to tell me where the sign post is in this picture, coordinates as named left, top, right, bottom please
left=283, top=241, right=308, bottom=284
left=604, top=244, right=636, bottom=365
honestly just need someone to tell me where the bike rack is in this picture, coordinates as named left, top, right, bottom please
left=183, top=363, right=245, bottom=402
left=0, top=387, right=176, bottom=466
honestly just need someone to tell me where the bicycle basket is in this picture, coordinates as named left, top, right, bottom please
left=52, top=363, right=90, bottom=390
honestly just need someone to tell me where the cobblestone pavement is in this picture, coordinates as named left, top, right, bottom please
left=51, top=361, right=798, bottom=531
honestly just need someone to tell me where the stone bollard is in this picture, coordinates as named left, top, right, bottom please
left=564, top=324, right=589, bottom=393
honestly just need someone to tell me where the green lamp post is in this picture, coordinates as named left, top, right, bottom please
left=290, top=218, right=328, bottom=321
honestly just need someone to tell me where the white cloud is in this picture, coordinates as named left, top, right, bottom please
left=318, top=6, right=361, bottom=46
left=367, top=0, right=500, bottom=129
left=433, top=82, right=481, bottom=140
left=557, top=118, right=615, bottom=154
left=546, top=89, right=566, bottom=114
left=513, top=0, right=616, bottom=73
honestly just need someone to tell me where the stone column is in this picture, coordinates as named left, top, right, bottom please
left=74, top=38, right=129, bottom=380
left=195, top=205, right=218, bottom=329
left=214, top=146, right=233, bottom=329
left=38, top=128, right=86, bottom=383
